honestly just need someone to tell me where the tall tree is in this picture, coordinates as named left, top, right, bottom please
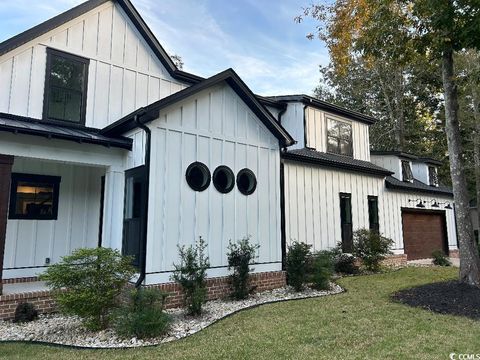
left=298, top=0, right=480, bottom=286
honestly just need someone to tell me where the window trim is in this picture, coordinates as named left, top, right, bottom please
left=401, top=160, right=413, bottom=182
left=43, top=48, right=90, bottom=125
left=326, top=117, right=353, bottom=157
left=8, top=173, right=61, bottom=220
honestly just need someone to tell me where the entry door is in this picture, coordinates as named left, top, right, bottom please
left=123, top=166, right=147, bottom=268
left=340, top=193, right=353, bottom=253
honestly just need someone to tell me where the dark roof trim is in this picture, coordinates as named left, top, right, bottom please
left=371, top=151, right=418, bottom=160
left=266, top=95, right=377, bottom=125
left=385, top=176, right=453, bottom=196
left=0, top=112, right=132, bottom=150
left=0, top=0, right=203, bottom=85
left=415, top=157, right=443, bottom=166
left=282, top=151, right=393, bottom=177
left=256, top=95, right=287, bottom=110
left=102, top=69, right=295, bottom=146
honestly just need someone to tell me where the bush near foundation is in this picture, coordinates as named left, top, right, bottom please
left=171, top=237, right=210, bottom=316
left=353, top=229, right=393, bottom=272
left=286, top=242, right=312, bottom=291
left=432, top=250, right=451, bottom=266
left=309, top=251, right=334, bottom=290
left=40, top=247, right=136, bottom=330
left=227, top=237, right=260, bottom=300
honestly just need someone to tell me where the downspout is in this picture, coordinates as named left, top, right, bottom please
left=134, top=111, right=150, bottom=288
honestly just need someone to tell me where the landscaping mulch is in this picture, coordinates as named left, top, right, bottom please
left=392, top=280, right=480, bottom=320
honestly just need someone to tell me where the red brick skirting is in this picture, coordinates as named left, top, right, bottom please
left=0, top=271, right=286, bottom=320
left=381, top=254, right=408, bottom=267
left=449, top=250, right=459, bottom=258
left=2, top=277, right=40, bottom=285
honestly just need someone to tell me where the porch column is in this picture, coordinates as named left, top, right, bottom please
left=0, top=155, right=13, bottom=295
left=101, top=168, right=125, bottom=251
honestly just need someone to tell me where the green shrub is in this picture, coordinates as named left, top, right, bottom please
left=334, top=253, right=359, bottom=274
left=40, top=247, right=136, bottom=330
left=286, top=242, right=312, bottom=291
left=171, top=237, right=210, bottom=316
left=432, top=250, right=451, bottom=266
left=13, top=303, right=38, bottom=323
left=227, top=237, right=260, bottom=300
left=113, top=288, right=170, bottom=339
left=353, top=229, right=393, bottom=272
left=309, top=251, right=333, bottom=290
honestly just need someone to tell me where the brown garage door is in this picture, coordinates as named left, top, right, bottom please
left=402, top=210, right=448, bottom=260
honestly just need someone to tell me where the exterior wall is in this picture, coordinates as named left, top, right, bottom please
left=0, top=1, right=188, bottom=129
left=305, top=107, right=371, bottom=161
left=144, top=83, right=282, bottom=284
left=371, top=155, right=402, bottom=180
left=280, top=102, right=305, bottom=150
left=412, top=162, right=430, bottom=184
left=3, top=158, right=105, bottom=279
left=283, top=160, right=457, bottom=253
left=0, top=288, right=57, bottom=320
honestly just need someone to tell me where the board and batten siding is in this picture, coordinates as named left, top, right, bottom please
left=283, top=160, right=457, bottom=253
left=144, top=83, right=282, bottom=284
left=370, top=155, right=402, bottom=180
left=4, top=158, right=104, bottom=279
left=305, top=107, right=371, bottom=161
left=0, top=1, right=188, bottom=129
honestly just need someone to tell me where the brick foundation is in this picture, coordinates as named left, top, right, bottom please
left=449, top=249, right=459, bottom=258
left=381, top=254, right=408, bottom=267
left=1, top=277, right=39, bottom=285
left=0, top=271, right=286, bottom=320
left=0, top=290, right=56, bottom=320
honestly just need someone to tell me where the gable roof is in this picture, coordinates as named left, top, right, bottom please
left=0, top=0, right=203, bottom=85
left=282, top=148, right=393, bottom=177
left=0, top=113, right=132, bottom=149
left=102, top=68, right=295, bottom=146
left=266, top=95, right=377, bottom=125
left=385, top=176, right=453, bottom=196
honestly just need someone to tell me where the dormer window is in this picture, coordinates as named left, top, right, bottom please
left=429, top=166, right=438, bottom=187
left=43, top=48, right=89, bottom=124
left=401, top=160, right=413, bottom=182
left=327, top=118, right=353, bottom=157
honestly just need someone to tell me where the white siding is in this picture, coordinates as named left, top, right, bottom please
left=0, top=1, right=188, bottom=128
left=280, top=102, right=305, bottom=150
left=284, top=160, right=458, bottom=252
left=371, top=155, right=402, bottom=180
left=4, top=159, right=104, bottom=278
left=144, top=83, right=281, bottom=283
left=305, top=107, right=371, bottom=161
left=412, top=162, right=430, bottom=184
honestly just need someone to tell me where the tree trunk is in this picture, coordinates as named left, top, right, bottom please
left=473, top=91, right=480, bottom=236
left=442, top=48, right=480, bottom=286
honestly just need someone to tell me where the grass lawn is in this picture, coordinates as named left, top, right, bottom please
left=1, top=267, right=479, bottom=360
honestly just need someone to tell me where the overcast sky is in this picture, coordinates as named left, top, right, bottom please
left=0, top=0, right=329, bottom=96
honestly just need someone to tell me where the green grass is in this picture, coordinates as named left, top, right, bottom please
left=1, top=267, right=479, bottom=360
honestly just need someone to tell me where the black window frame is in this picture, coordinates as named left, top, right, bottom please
left=213, top=165, right=235, bottom=194
left=43, top=48, right=90, bottom=125
left=237, top=168, right=257, bottom=196
left=9, top=173, right=61, bottom=220
left=428, top=166, right=438, bottom=187
left=185, top=162, right=211, bottom=192
left=340, top=192, right=353, bottom=253
left=401, top=160, right=413, bottom=182
left=368, top=195, right=380, bottom=232
left=326, top=118, right=353, bottom=157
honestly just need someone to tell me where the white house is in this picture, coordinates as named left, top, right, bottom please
left=0, top=0, right=458, bottom=311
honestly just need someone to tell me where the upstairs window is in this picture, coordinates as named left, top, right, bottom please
left=43, top=48, right=89, bottom=124
left=428, top=166, right=439, bottom=187
left=9, top=173, right=61, bottom=220
left=327, top=118, right=353, bottom=157
left=401, top=160, right=413, bottom=182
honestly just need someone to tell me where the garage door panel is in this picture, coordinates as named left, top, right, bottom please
left=402, top=211, right=447, bottom=260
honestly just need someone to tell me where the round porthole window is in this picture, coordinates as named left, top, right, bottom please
left=186, top=162, right=211, bottom=192
left=213, top=166, right=235, bottom=194
left=237, top=168, right=257, bottom=195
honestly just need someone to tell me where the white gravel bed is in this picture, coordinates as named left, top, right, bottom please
left=0, top=283, right=343, bottom=349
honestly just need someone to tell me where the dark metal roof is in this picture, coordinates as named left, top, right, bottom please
left=385, top=176, right=453, bottom=196
left=0, top=113, right=132, bottom=149
left=102, top=68, right=295, bottom=147
left=0, top=0, right=203, bottom=85
left=415, top=157, right=444, bottom=166
left=265, top=95, right=377, bottom=125
left=370, top=151, right=418, bottom=160
left=282, top=148, right=393, bottom=176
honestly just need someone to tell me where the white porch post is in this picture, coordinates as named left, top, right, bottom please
left=101, top=167, right=125, bottom=251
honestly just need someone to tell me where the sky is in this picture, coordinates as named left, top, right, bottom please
left=0, top=0, right=329, bottom=96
